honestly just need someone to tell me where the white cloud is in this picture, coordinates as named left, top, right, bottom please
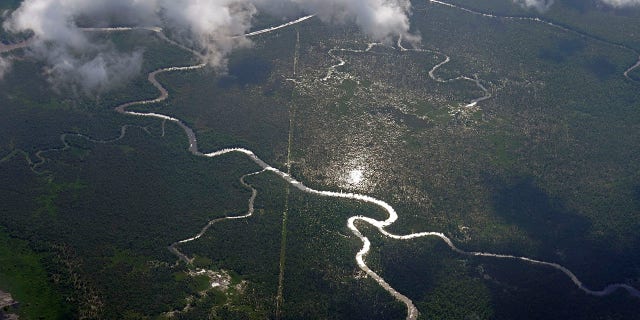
left=161, top=0, right=257, bottom=68
left=259, top=0, right=415, bottom=42
left=2, top=0, right=415, bottom=92
left=513, top=0, right=555, bottom=12
left=0, top=56, right=12, bottom=79
left=514, top=0, right=640, bottom=11
left=40, top=46, right=144, bottom=94
left=599, top=0, right=640, bottom=7
left=2, top=0, right=153, bottom=93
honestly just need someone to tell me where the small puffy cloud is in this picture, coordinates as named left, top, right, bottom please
left=40, top=46, right=144, bottom=94
left=3, top=0, right=152, bottom=94
left=0, top=56, right=12, bottom=79
left=599, top=0, right=640, bottom=7
left=161, top=0, right=257, bottom=68
left=513, top=0, right=555, bottom=12
left=282, top=0, right=415, bottom=42
left=514, top=0, right=640, bottom=11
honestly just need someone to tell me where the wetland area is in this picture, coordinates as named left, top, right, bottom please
left=1, top=0, right=640, bottom=319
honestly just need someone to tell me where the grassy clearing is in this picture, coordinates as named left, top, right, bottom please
left=0, top=229, right=70, bottom=319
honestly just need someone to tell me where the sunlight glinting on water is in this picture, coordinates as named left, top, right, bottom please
left=67, top=11, right=640, bottom=320
left=347, top=169, right=364, bottom=185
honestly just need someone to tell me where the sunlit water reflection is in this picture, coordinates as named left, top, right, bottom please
left=347, top=169, right=364, bottom=185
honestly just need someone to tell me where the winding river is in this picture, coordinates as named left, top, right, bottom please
left=427, top=0, right=640, bottom=82
left=169, top=169, right=264, bottom=265
left=323, top=39, right=492, bottom=109
left=398, top=38, right=492, bottom=108
left=3, top=7, right=640, bottom=320
left=113, top=20, right=639, bottom=320
left=0, top=125, right=143, bottom=174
